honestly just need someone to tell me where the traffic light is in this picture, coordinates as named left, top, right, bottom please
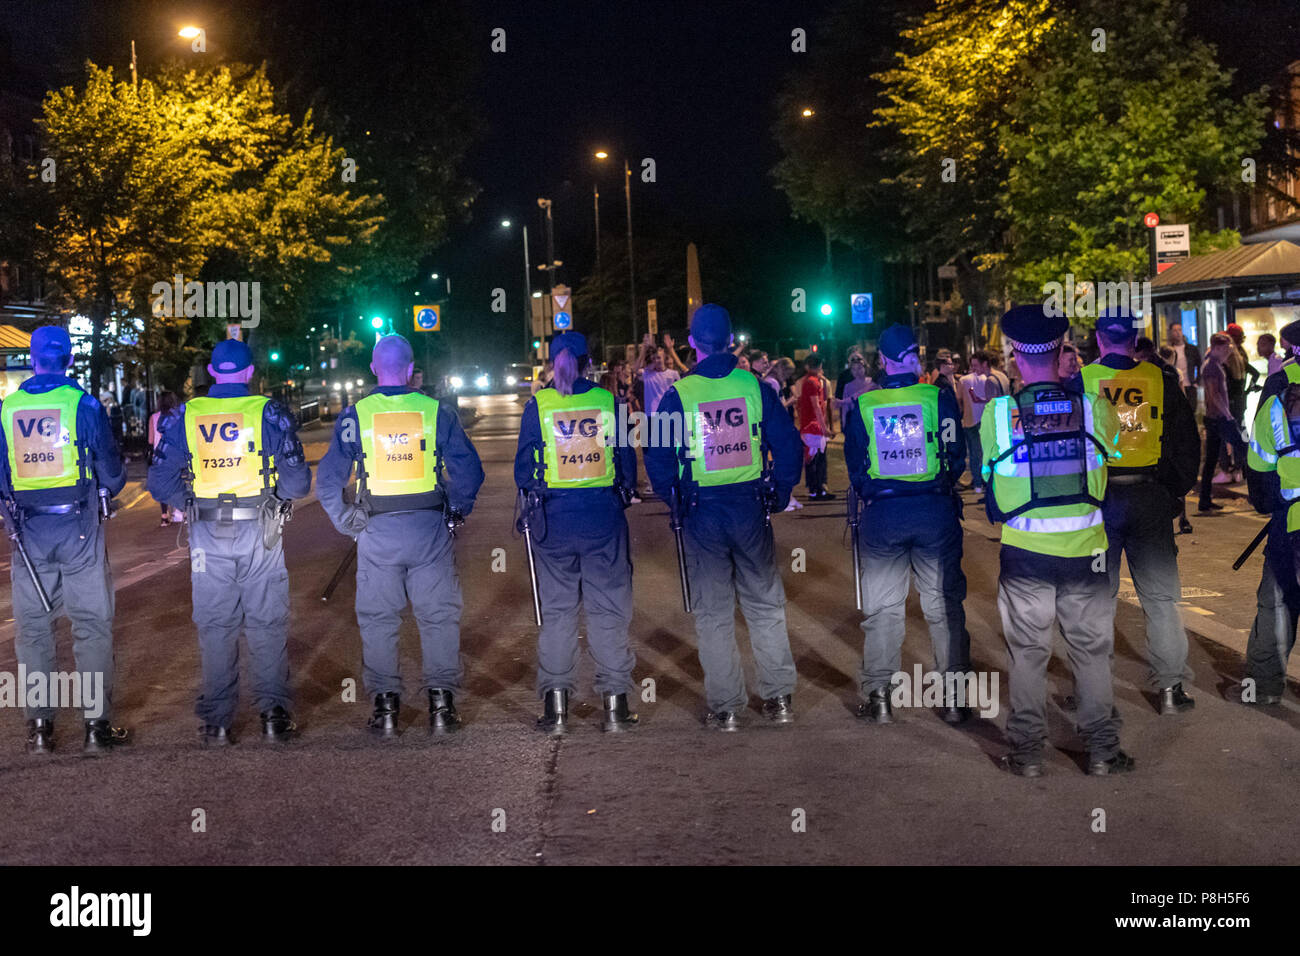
left=269, top=351, right=280, bottom=362
left=532, top=338, right=541, bottom=350
left=370, top=316, right=384, bottom=330
left=819, top=302, right=833, bottom=317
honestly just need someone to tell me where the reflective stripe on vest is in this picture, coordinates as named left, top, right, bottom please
left=1079, top=360, right=1163, bottom=469
left=356, top=391, right=439, bottom=497
left=675, top=369, right=763, bottom=486
left=535, top=386, right=616, bottom=488
left=858, top=383, right=941, bottom=482
left=1259, top=395, right=1300, bottom=499
left=2, top=384, right=84, bottom=491
left=184, top=395, right=272, bottom=499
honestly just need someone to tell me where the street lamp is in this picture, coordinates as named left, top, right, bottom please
left=502, top=219, right=533, bottom=360
left=595, top=149, right=638, bottom=343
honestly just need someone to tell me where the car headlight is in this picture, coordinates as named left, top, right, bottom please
left=449, top=376, right=464, bottom=390
left=475, top=374, right=489, bottom=389
left=506, top=375, right=517, bottom=386
left=331, top=382, right=341, bottom=391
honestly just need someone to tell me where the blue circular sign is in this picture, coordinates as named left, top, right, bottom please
left=554, top=311, right=572, bottom=329
left=416, top=307, right=437, bottom=330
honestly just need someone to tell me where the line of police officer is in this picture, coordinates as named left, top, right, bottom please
left=5, top=305, right=1294, bottom=772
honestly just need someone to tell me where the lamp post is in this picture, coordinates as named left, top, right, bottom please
left=503, top=219, right=533, bottom=361
left=595, top=150, right=637, bottom=344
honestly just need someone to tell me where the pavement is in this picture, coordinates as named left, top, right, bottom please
left=0, top=392, right=1296, bottom=866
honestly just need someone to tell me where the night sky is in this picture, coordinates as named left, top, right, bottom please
left=5, top=0, right=1300, bottom=366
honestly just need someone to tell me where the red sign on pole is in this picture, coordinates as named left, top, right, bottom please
left=1143, top=212, right=1160, bottom=228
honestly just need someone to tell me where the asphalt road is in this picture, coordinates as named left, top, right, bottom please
left=0, top=391, right=1296, bottom=866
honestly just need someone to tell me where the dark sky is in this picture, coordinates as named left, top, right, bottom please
left=6, top=0, right=1300, bottom=365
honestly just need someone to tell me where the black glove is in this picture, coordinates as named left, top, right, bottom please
left=341, top=505, right=369, bottom=536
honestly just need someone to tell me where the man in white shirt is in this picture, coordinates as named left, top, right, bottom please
left=956, top=350, right=1001, bottom=492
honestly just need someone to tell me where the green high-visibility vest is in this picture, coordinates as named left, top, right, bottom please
left=675, top=369, right=763, bottom=487
left=355, top=391, right=439, bottom=500
left=534, top=386, right=616, bottom=488
left=979, top=386, right=1114, bottom=558
left=857, top=383, right=941, bottom=482
left=184, top=394, right=272, bottom=500
left=1079, top=360, right=1164, bottom=470
left=2, top=384, right=85, bottom=492
left=1249, top=380, right=1300, bottom=531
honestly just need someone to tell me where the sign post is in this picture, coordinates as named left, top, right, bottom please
left=850, top=293, right=874, bottom=325
left=551, top=284, right=573, bottom=331
left=647, top=298, right=658, bottom=336
left=1144, top=211, right=1160, bottom=278
left=1154, top=224, right=1190, bottom=275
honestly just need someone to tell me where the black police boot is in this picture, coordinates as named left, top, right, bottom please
left=25, top=718, right=54, bottom=755
left=1087, top=750, right=1136, bottom=776
left=601, top=692, right=639, bottom=733
left=537, top=688, right=569, bottom=735
left=428, top=689, right=462, bottom=735
left=82, top=719, right=128, bottom=755
left=855, top=688, right=893, bottom=724
left=1158, top=683, right=1195, bottom=715
left=368, top=692, right=401, bottom=738
left=704, top=710, right=742, bottom=732
left=260, top=705, right=295, bottom=742
left=199, top=725, right=235, bottom=747
left=941, top=695, right=972, bottom=724
left=761, top=694, right=795, bottom=724
left=1000, top=753, right=1044, bottom=778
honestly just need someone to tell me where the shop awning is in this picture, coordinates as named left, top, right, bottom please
left=1150, top=240, right=1300, bottom=297
left=0, top=325, right=32, bottom=350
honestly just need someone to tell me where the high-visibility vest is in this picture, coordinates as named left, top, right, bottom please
left=857, top=383, right=941, bottom=483
left=534, top=386, right=616, bottom=489
left=675, top=368, right=764, bottom=487
left=2, top=384, right=86, bottom=493
left=184, top=395, right=273, bottom=500
left=355, top=390, right=439, bottom=506
left=1080, top=360, right=1163, bottom=471
left=1285, top=361, right=1300, bottom=386
left=1248, top=381, right=1300, bottom=531
left=980, top=385, right=1113, bottom=558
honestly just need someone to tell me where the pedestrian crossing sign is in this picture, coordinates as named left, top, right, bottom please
left=413, top=305, right=440, bottom=332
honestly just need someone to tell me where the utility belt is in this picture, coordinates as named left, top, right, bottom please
left=193, top=493, right=268, bottom=523
left=20, top=500, right=89, bottom=516
left=1106, top=471, right=1159, bottom=487
left=362, top=488, right=446, bottom=515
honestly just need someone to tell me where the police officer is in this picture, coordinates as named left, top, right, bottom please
left=148, top=339, right=311, bottom=745
left=980, top=305, right=1132, bottom=776
left=1077, top=309, right=1200, bottom=714
left=1, top=326, right=126, bottom=754
left=317, top=334, right=484, bottom=736
left=515, top=331, right=639, bottom=733
left=843, top=324, right=970, bottom=724
left=1243, top=318, right=1300, bottom=705
left=644, top=304, right=803, bottom=730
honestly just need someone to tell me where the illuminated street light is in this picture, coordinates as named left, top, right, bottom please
left=179, top=26, right=202, bottom=39
left=501, top=219, right=511, bottom=228
left=801, top=107, right=815, bottom=118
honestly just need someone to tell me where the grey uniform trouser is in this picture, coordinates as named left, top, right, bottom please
left=997, top=567, right=1121, bottom=761
left=355, top=510, right=463, bottom=698
left=1245, top=521, right=1300, bottom=698
left=683, top=494, right=796, bottom=713
left=189, top=519, right=291, bottom=727
left=858, top=494, right=970, bottom=697
left=533, top=508, right=636, bottom=698
left=12, top=512, right=115, bottom=721
left=1103, top=483, right=1190, bottom=688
